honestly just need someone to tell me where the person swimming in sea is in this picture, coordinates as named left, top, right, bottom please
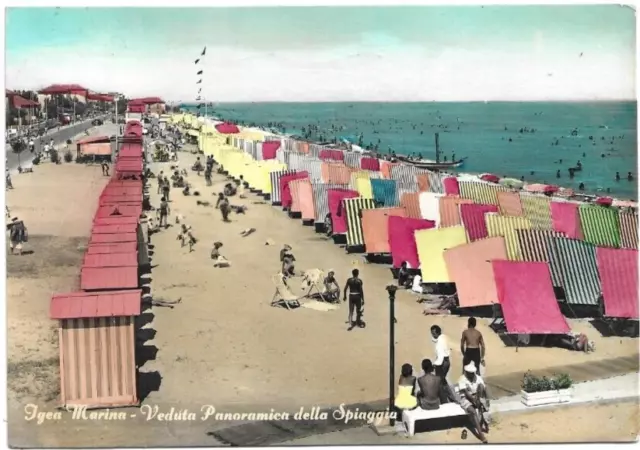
left=556, top=170, right=561, bottom=179
left=579, top=182, right=585, bottom=190
left=616, top=172, right=621, bottom=181
left=576, top=160, right=582, bottom=169
left=628, top=172, right=634, bottom=181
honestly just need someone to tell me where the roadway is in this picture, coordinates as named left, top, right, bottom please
left=5, top=116, right=110, bottom=171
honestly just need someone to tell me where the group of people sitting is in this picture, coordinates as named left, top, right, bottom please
left=396, top=359, right=490, bottom=442
left=397, top=261, right=457, bottom=315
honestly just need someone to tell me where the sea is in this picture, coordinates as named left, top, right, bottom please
left=183, top=102, right=638, bottom=200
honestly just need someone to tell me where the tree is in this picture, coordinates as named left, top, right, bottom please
left=10, top=139, right=26, bottom=168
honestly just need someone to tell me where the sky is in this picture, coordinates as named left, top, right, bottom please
left=5, top=5, right=637, bottom=102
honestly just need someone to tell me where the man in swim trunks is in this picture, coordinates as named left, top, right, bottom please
left=158, top=196, right=170, bottom=228
left=343, top=268, right=365, bottom=329
left=460, top=317, right=485, bottom=376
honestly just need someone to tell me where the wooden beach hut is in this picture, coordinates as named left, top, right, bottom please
left=49, top=290, right=141, bottom=408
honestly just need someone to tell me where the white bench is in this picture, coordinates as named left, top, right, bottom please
left=402, top=402, right=468, bottom=437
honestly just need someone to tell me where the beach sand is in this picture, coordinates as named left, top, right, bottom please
left=6, top=139, right=639, bottom=447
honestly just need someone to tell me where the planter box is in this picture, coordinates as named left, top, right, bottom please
left=521, top=388, right=572, bottom=407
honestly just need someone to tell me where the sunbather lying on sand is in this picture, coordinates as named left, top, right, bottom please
left=549, top=332, right=594, bottom=353
left=423, top=295, right=457, bottom=315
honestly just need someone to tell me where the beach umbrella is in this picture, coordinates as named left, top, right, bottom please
left=595, top=197, right=613, bottom=207
left=480, top=173, right=500, bottom=183
left=499, top=177, right=524, bottom=189
left=524, top=183, right=548, bottom=193
left=215, top=122, right=240, bottom=134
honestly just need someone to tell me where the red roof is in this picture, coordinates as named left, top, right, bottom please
left=87, top=93, right=114, bottom=102
left=90, top=232, right=137, bottom=244
left=492, top=260, right=570, bottom=334
left=128, top=104, right=145, bottom=113
left=130, top=97, right=163, bottom=105
left=215, top=122, right=240, bottom=134
left=119, top=143, right=143, bottom=158
left=81, top=266, right=139, bottom=291
left=86, top=242, right=138, bottom=254
left=76, top=135, right=111, bottom=145
left=12, top=95, right=40, bottom=108
left=50, top=289, right=141, bottom=319
left=83, top=252, right=138, bottom=268
left=95, top=204, right=142, bottom=218
left=596, top=248, right=639, bottom=319
left=99, top=196, right=143, bottom=207
left=39, top=84, right=88, bottom=95
left=93, top=215, right=139, bottom=225
left=92, top=223, right=138, bottom=234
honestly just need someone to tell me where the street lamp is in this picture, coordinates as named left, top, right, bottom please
left=385, top=283, right=398, bottom=427
left=114, top=96, right=121, bottom=154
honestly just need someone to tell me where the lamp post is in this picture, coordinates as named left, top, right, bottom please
left=386, top=284, right=398, bottom=427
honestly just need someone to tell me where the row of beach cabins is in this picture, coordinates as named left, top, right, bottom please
left=176, top=112, right=638, bottom=337
left=48, top=120, right=149, bottom=410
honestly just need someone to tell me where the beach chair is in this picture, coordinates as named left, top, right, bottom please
left=301, top=269, right=332, bottom=303
left=271, top=274, right=303, bottom=310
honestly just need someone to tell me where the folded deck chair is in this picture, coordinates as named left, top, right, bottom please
left=271, top=273, right=303, bottom=310
left=301, top=269, right=331, bottom=302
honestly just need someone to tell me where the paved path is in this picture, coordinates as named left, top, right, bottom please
left=204, top=355, right=638, bottom=446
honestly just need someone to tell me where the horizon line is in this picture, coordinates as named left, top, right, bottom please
left=175, top=99, right=638, bottom=104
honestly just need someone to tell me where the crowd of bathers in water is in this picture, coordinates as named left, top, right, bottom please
left=210, top=111, right=635, bottom=196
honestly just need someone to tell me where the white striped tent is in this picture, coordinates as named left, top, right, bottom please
left=426, top=171, right=445, bottom=194
left=389, top=165, right=420, bottom=192
left=288, top=153, right=323, bottom=181
left=311, top=183, right=349, bottom=223
left=276, top=148, right=290, bottom=166
left=344, top=197, right=377, bottom=248
left=270, top=170, right=296, bottom=205
left=344, top=151, right=362, bottom=169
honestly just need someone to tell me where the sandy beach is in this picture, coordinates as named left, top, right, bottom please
left=6, top=139, right=639, bottom=447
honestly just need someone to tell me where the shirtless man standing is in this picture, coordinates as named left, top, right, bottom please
left=343, top=268, right=365, bottom=330
left=460, top=317, right=485, bottom=376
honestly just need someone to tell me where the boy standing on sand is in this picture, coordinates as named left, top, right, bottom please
left=159, top=197, right=170, bottom=227
left=215, top=193, right=231, bottom=222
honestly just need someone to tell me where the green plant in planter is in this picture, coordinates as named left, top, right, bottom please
left=521, top=371, right=573, bottom=393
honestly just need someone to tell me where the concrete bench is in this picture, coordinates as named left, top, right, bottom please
left=402, top=402, right=468, bottom=437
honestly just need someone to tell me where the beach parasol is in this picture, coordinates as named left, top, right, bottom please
left=480, top=173, right=500, bottom=183
left=499, top=177, right=524, bottom=189
left=215, top=122, right=240, bottom=134
left=595, top=197, right=613, bottom=207
left=524, top=183, right=548, bottom=193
